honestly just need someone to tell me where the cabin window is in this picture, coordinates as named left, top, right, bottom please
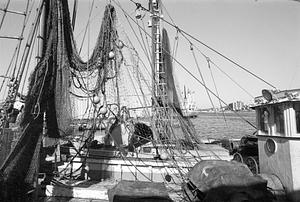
left=293, top=103, right=300, bottom=133
left=260, top=108, right=269, bottom=133
left=274, top=105, right=284, bottom=134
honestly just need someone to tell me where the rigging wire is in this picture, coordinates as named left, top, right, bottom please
left=172, top=54, right=257, bottom=129
left=0, top=47, right=17, bottom=94
left=0, top=0, right=11, bottom=31
left=126, top=64, right=150, bottom=117
left=122, top=11, right=152, bottom=68
left=206, top=57, right=227, bottom=124
left=209, top=59, right=255, bottom=99
left=71, top=0, right=78, bottom=30
left=113, top=3, right=256, bottom=169
left=141, top=19, right=152, bottom=61
left=190, top=44, right=216, bottom=112
left=163, top=13, right=255, bottom=101
left=12, top=0, right=31, bottom=79
left=113, top=17, right=204, bottom=172
left=15, top=0, right=44, bottom=96
left=0, top=0, right=35, bottom=95
left=78, top=0, right=95, bottom=55
left=191, top=45, right=255, bottom=99
left=20, top=21, right=39, bottom=96
left=52, top=0, right=225, bottom=185
left=127, top=0, right=277, bottom=89
left=171, top=30, right=179, bottom=64
left=121, top=27, right=152, bottom=78
left=136, top=19, right=151, bottom=63
left=113, top=0, right=256, bottom=129
left=115, top=33, right=215, bottom=172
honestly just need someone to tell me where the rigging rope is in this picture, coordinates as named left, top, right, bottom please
left=15, top=0, right=44, bottom=98
left=136, top=19, right=151, bottom=65
left=190, top=44, right=216, bottom=111
left=192, top=45, right=255, bottom=99
left=78, top=0, right=95, bottom=55
left=127, top=0, right=277, bottom=89
left=71, top=0, right=78, bottom=30
left=0, top=0, right=34, bottom=96
left=172, top=30, right=179, bottom=64
left=0, top=0, right=11, bottom=31
left=0, top=47, right=16, bottom=94
left=12, top=0, right=31, bottom=80
left=141, top=19, right=152, bottom=61
left=114, top=1, right=257, bottom=129
left=206, top=57, right=228, bottom=124
left=20, top=25, right=39, bottom=96
left=122, top=12, right=152, bottom=68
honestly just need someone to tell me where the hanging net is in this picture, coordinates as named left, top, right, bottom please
left=0, top=0, right=118, bottom=200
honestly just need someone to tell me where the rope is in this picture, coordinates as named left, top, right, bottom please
left=20, top=25, right=38, bottom=96
left=122, top=12, right=152, bottom=68
left=141, top=20, right=152, bottom=62
left=0, top=47, right=16, bottom=94
left=172, top=30, right=179, bottom=65
left=12, top=0, right=31, bottom=79
left=190, top=44, right=216, bottom=111
left=0, top=0, right=11, bottom=31
left=115, top=2, right=257, bottom=128
left=71, top=0, right=78, bottom=30
left=206, top=58, right=228, bottom=125
left=0, top=0, right=34, bottom=95
left=15, top=0, right=44, bottom=98
left=78, top=0, right=95, bottom=54
left=193, top=45, right=255, bottom=99
left=127, top=0, right=277, bottom=89
left=136, top=19, right=151, bottom=65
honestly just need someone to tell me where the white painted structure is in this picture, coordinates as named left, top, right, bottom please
left=252, top=89, right=300, bottom=202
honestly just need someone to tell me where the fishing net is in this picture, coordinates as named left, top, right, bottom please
left=21, top=0, right=118, bottom=137
left=162, top=28, right=182, bottom=116
left=0, top=0, right=118, bottom=200
left=160, top=28, right=198, bottom=142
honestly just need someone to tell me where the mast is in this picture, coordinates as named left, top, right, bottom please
left=149, top=0, right=169, bottom=139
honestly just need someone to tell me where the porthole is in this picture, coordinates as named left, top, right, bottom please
left=266, top=138, right=277, bottom=154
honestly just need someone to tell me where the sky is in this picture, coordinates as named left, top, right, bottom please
left=0, top=0, right=300, bottom=109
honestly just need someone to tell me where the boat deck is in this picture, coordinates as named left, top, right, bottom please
left=38, top=179, right=183, bottom=201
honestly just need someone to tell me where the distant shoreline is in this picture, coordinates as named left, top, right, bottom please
left=197, top=110, right=255, bottom=114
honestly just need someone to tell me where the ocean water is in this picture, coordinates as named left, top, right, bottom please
left=73, top=111, right=256, bottom=143
left=191, top=111, right=256, bottom=140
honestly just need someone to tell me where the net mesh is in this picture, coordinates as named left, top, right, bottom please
left=0, top=0, right=118, bottom=200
